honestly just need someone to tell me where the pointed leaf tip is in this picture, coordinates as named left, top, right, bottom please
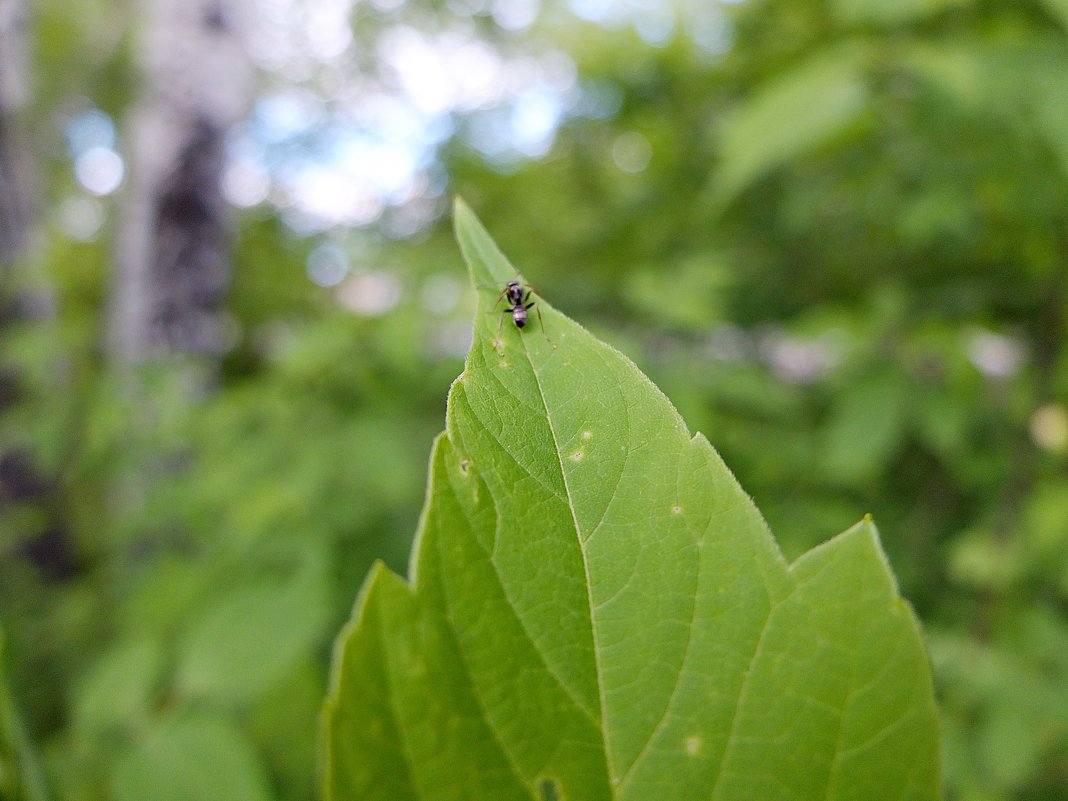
left=453, top=197, right=520, bottom=289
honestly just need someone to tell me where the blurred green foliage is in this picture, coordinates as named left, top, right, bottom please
left=1, top=627, right=48, bottom=801
left=0, top=0, right=1067, bottom=800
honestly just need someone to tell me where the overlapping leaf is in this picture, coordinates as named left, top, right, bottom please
left=323, top=200, right=941, bottom=801
left=0, top=627, right=48, bottom=801
left=707, top=45, right=869, bottom=210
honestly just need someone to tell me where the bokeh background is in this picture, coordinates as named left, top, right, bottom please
left=1, top=0, right=1067, bottom=799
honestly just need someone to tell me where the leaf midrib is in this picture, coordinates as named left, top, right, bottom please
left=521, top=335, right=617, bottom=791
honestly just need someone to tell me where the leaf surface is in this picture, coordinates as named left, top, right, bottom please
left=323, top=200, right=941, bottom=801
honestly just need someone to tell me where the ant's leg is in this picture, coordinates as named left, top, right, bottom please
left=493, top=307, right=514, bottom=348
left=531, top=302, right=555, bottom=348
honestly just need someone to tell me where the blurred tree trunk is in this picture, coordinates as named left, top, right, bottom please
left=110, top=0, right=254, bottom=367
left=1, top=2, right=79, bottom=597
left=0, top=0, right=31, bottom=270
left=0, top=0, right=42, bottom=509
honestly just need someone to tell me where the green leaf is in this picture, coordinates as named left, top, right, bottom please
left=822, top=371, right=910, bottom=484
left=0, top=627, right=49, bottom=801
left=113, top=713, right=273, bottom=801
left=902, top=40, right=1068, bottom=178
left=1018, top=54, right=1068, bottom=179
left=831, top=0, right=974, bottom=26
left=708, top=46, right=869, bottom=210
left=73, top=637, right=161, bottom=735
left=323, top=200, right=941, bottom=801
left=175, top=547, right=331, bottom=707
left=1040, top=0, right=1068, bottom=32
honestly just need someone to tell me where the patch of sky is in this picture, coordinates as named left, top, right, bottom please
left=568, top=0, right=738, bottom=52
left=254, top=90, right=325, bottom=144
left=238, top=0, right=744, bottom=232
left=631, top=0, right=676, bottom=45
left=568, top=0, right=622, bottom=25
left=491, top=0, right=541, bottom=31
left=65, top=108, right=117, bottom=153
left=571, top=78, right=624, bottom=119
left=65, top=107, right=124, bottom=197
left=306, top=242, right=350, bottom=287
left=688, top=5, right=734, bottom=54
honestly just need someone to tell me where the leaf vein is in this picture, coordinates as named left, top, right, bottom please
left=708, top=584, right=793, bottom=801
left=615, top=442, right=698, bottom=785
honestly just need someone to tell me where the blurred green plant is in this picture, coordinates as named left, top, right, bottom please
left=1, top=1, right=1067, bottom=800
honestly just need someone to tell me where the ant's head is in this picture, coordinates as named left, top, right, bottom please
left=506, top=280, right=521, bottom=289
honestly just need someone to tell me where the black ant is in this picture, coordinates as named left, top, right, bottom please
left=492, top=279, right=554, bottom=348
